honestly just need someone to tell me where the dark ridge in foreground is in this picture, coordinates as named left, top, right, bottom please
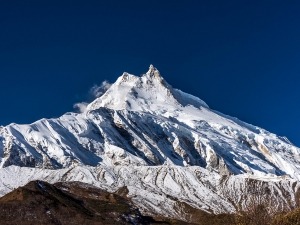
left=0, top=180, right=194, bottom=225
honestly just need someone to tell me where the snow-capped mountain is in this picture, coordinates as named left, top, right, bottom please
left=0, top=65, right=299, bottom=219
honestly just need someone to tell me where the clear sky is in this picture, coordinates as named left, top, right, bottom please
left=0, top=0, right=299, bottom=146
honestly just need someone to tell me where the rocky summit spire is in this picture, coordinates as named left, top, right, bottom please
left=146, top=64, right=161, bottom=79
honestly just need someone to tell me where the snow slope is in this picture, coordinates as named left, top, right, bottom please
left=0, top=65, right=299, bottom=218
left=0, top=165, right=299, bottom=218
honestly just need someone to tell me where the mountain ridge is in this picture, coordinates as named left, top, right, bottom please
left=1, top=66, right=298, bottom=177
left=87, top=65, right=209, bottom=112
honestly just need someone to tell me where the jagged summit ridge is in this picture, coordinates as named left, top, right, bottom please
left=145, top=64, right=162, bottom=79
left=87, top=65, right=209, bottom=112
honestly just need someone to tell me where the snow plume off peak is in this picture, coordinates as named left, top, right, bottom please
left=73, top=102, right=88, bottom=113
left=89, top=81, right=112, bottom=98
left=73, top=80, right=112, bottom=113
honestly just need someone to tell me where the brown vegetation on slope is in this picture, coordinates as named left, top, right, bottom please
left=0, top=181, right=189, bottom=225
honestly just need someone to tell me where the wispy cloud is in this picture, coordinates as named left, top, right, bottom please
left=73, top=102, right=89, bottom=113
left=73, top=80, right=112, bottom=113
left=89, top=81, right=112, bottom=98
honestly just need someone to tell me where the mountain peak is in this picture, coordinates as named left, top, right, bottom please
left=2, top=66, right=300, bottom=221
left=148, top=64, right=156, bottom=72
left=87, top=66, right=208, bottom=112
left=146, top=64, right=161, bottom=79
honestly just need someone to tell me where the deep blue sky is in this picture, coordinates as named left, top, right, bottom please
left=0, top=0, right=299, bottom=146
